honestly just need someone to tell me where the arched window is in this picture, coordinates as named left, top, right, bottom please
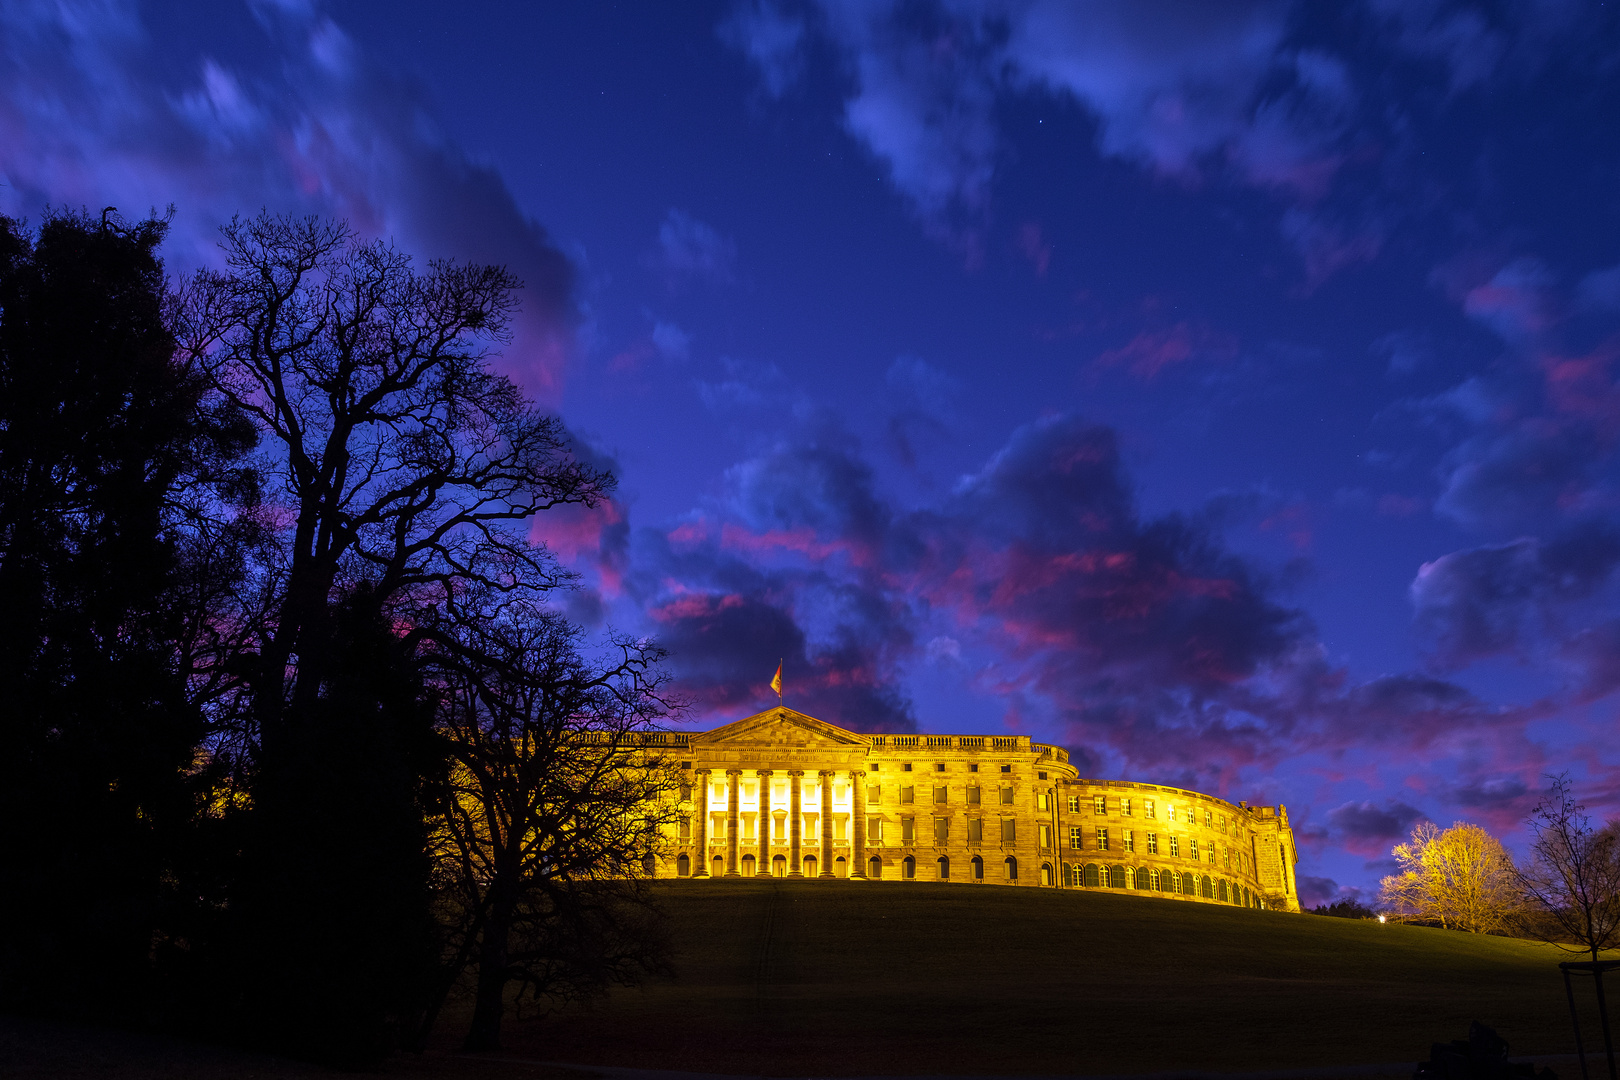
left=1040, top=863, right=1053, bottom=886
left=1108, top=864, right=1125, bottom=889
left=938, top=856, right=950, bottom=880
left=902, top=855, right=916, bottom=879
left=676, top=854, right=691, bottom=877
left=642, top=853, right=657, bottom=876
left=1201, top=875, right=1213, bottom=898
left=1135, top=866, right=1152, bottom=890
left=869, top=855, right=883, bottom=879
left=741, top=854, right=756, bottom=876
left=773, top=854, right=787, bottom=877
left=1182, top=872, right=1195, bottom=895
left=1148, top=867, right=1160, bottom=891
left=971, top=855, right=984, bottom=881
left=803, top=855, right=817, bottom=876
left=713, top=855, right=726, bottom=876
left=1083, top=863, right=1100, bottom=887
left=1218, top=879, right=1229, bottom=902
left=1005, top=856, right=1018, bottom=881
left=835, top=856, right=847, bottom=878
left=1063, top=863, right=1076, bottom=886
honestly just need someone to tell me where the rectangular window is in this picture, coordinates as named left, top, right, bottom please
left=1147, top=833, right=1159, bottom=855
left=1219, top=814, right=1228, bottom=835
left=1000, top=786, right=1015, bottom=805
left=679, top=818, right=691, bottom=840
left=968, top=818, right=983, bottom=843
left=869, top=818, right=884, bottom=843
left=969, top=763, right=979, bottom=773
left=1097, top=828, right=1110, bottom=851
left=867, top=785, right=881, bottom=805
left=1224, top=846, right=1231, bottom=869
left=1036, top=791, right=1050, bottom=811
left=1067, top=796, right=1081, bottom=813
left=1205, top=810, right=1214, bottom=828
left=901, top=817, right=915, bottom=843
left=1169, top=836, right=1180, bottom=858
left=1145, top=798, right=1156, bottom=819
left=901, top=785, right=914, bottom=804
left=1190, top=838, right=1200, bottom=859
left=1122, top=797, right=1133, bottom=816
left=967, top=785, right=981, bottom=805
left=1069, top=827, right=1084, bottom=849
left=712, top=814, right=726, bottom=838
left=935, top=817, right=950, bottom=843
left=1000, top=764, right=1012, bottom=773
left=834, top=817, right=847, bottom=840
left=1001, top=818, right=1016, bottom=843
left=934, top=786, right=949, bottom=803
left=1038, top=824, right=1051, bottom=849
left=1124, top=830, right=1135, bottom=853
left=1208, top=846, right=1216, bottom=864
left=903, top=763, right=912, bottom=771
left=1187, top=807, right=1196, bottom=825
left=679, top=784, right=692, bottom=801
left=775, top=816, right=786, bottom=839
left=936, top=763, right=947, bottom=772
left=1093, top=795, right=1107, bottom=814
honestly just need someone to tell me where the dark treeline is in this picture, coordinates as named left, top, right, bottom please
left=0, top=209, right=679, bottom=1064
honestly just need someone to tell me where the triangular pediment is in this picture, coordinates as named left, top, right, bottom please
left=693, top=707, right=869, bottom=749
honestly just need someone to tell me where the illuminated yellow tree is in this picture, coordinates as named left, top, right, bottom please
left=1380, top=821, right=1521, bottom=934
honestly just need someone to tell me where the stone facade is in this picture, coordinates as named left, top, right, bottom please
left=653, top=707, right=1301, bottom=912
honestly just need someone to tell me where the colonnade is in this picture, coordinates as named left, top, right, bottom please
left=691, top=767, right=868, bottom=879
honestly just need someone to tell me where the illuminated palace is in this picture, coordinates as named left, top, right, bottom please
left=652, top=707, right=1302, bottom=912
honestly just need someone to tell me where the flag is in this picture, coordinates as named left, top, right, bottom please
left=770, top=661, right=782, bottom=699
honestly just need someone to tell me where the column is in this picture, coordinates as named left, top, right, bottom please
left=725, top=769, right=742, bottom=876
left=693, top=769, right=710, bottom=877
left=756, top=769, right=773, bottom=876
left=788, top=770, right=803, bottom=876
left=819, top=769, right=835, bottom=877
left=850, top=768, right=868, bottom=879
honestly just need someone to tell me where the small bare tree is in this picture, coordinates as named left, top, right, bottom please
left=1516, top=773, right=1620, bottom=964
left=1381, top=821, right=1521, bottom=934
left=422, top=601, right=682, bottom=1053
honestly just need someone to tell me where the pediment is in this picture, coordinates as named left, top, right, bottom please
left=693, top=707, right=869, bottom=749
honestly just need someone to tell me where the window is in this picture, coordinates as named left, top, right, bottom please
left=1169, top=836, right=1180, bottom=858
left=1038, top=771, right=1048, bottom=780
left=1145, top=799, right=1156, bottom=819
left=1148, top=867, right=1159, bottom=891
left=869, top=818, right=884, bottom=843
left=1123, top=830, right=1135, bottom=853
left=1036, top=791, right=1050, bottom=811
left=900, top=785, right=915, bottom=804
left=1224, top=847, right=1231, bottom=869
left=1219, top=814, right=1227, bottom=835
left=1001, top=818, right=1017, bottom=843
left=1190, top=839, right=1199, bottom=859
left=867, top=785, right=881, bottom=804
left=679, top=784, right=692, bottom=801
left=1097, top=828, right=1110, bottom=851
left=967, top=785, right=981, bottom=805
left=1135, top=866, right=1152, bottom=890
left=969, top=763, right=979, bottom=773
left=1067, top=796, right=1081, bottom=812
left=1038, top=824, right=1051, bottom=848
left=972, top=855, right=984, bottom=880
left=1069, top=827, right=1084, bottom=849
left=901, top=818, right=915, bottom=843
left=676, top=854, right=690, bottom=876
left=902, top=855, right=915, bottom=879
left=934, top=785, right=949, bottom=803
left=1122, top=797, right=1133, bottom=816
left=937, top=856, right=950, bottom=880
left=968, top=818, right=983, bottom=843
left=934, top=817, right=950, bottom=843
left=870, top=764, right=880, bottom=772
left=1109, top=864, right=1127, bottom=889
left=1093, top=795, right=1107, bottom=814
left=1147, top=833, right=1159, bottom=854
left=679, top=818, right=691, bottom=840
left=1001, top=764, right=1012, bottom=773
left=679, top=761, right=692, bottom=771
left=935, top=763, right=947, bottom=772
left=1208, top=846, right=1217, bottom=864
left=1186, top=807, right=1196, bottom=825
left=1083, top=863, right=1099, bottom=887
left=1205, top=810, right=1213, bottom=828
left=1000, top=786, right=1015, bottom=805
left=869, top=855, right=883, bottom=878
left=1005, top=856, right=1018, bottom=880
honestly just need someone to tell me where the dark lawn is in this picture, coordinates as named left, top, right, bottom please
left=471, top=879, right=1612, bottom=1077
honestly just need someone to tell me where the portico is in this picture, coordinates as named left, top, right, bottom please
left=686, top=707, right=869, bottom=880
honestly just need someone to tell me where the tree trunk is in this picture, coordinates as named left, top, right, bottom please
left=463, top=894, right=514, bottom=1052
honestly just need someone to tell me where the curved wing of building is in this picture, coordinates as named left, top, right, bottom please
left=650, top=707, right=1301, bottom=913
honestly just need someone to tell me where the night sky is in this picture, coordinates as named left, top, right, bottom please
left=6, top=0, right=1620, bottom=904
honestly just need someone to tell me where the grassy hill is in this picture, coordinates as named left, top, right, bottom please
left=480, top=879, right=1612, bottom=1077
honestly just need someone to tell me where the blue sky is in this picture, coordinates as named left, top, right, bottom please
left=6, top=0, right=1620, bottom=903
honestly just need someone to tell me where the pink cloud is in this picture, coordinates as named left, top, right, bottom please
left=1094, top=322, right=1237, bottom=381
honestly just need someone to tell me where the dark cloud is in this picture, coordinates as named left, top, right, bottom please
left=0, top=0, right=577, bottom=400
left=1451, top=775, right=1530, bottom=809
left=1326, top=799, right=1425, bottom=842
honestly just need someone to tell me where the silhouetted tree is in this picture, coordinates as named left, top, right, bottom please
left=1380, top=821, right=1521, bottom=934
left=0, top=208, right=253, bottom=1013
left=1516, top=773, right=1620, bottom=964
left=169, top=213, right=609, bottom=1062
left=422, top=601, right=679, bottom=1052
left=1310, top=899, right=1378, bottom=919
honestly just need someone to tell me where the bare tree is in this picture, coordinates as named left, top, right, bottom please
left=1516, top=773, right=1620, bottom=964
left=422, top=600, right=682, bottom=1053
left=1381, top=821, right=1522, bottom=934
